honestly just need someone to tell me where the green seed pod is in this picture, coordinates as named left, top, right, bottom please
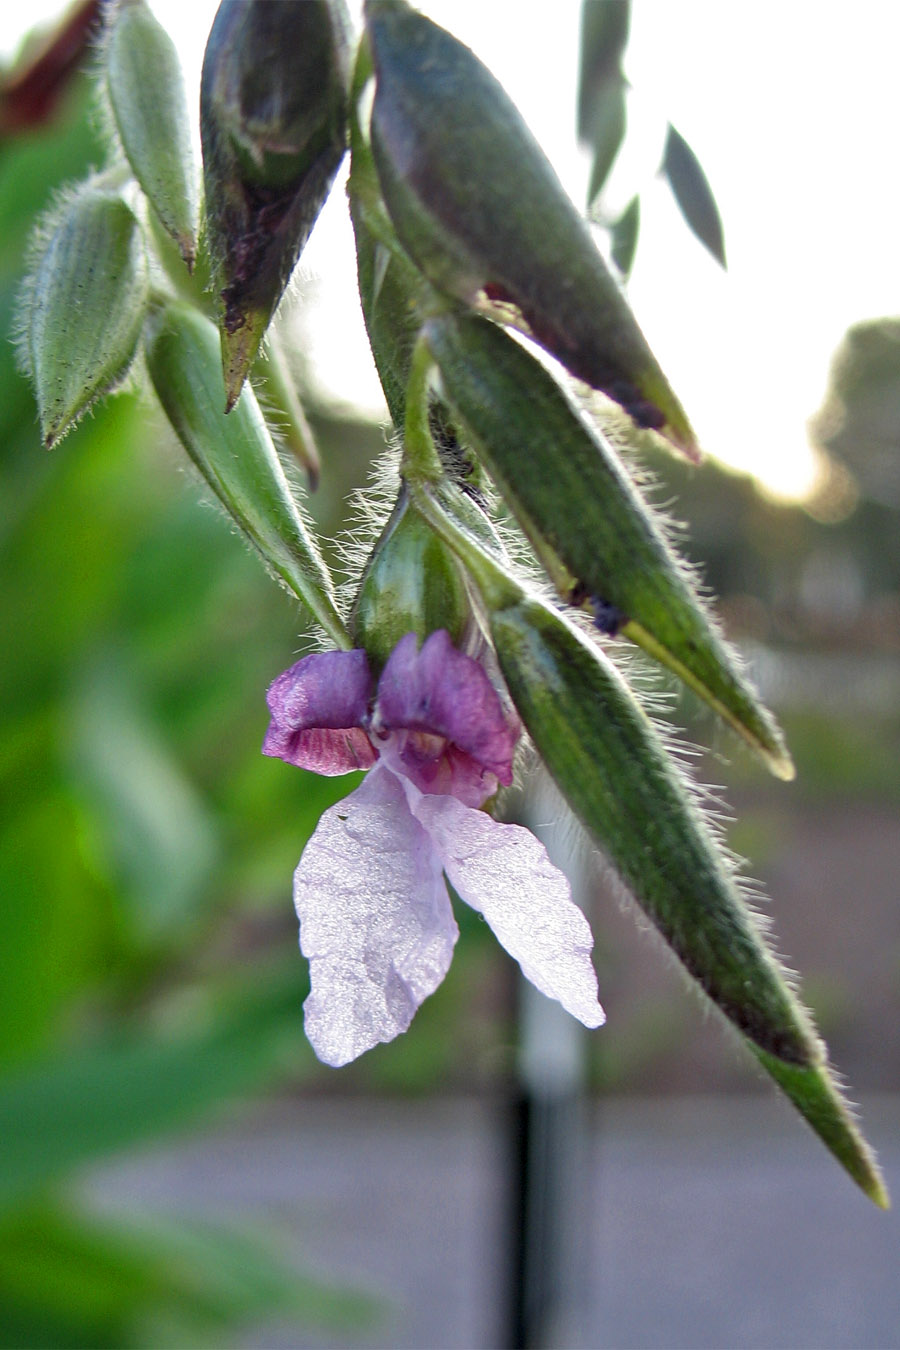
left=105, top=0, right=199, bottom=269
left=753, top=1048, right=888, bottom=1208
left=489, top=592, right=814, bottom=1065
left=407, top=480, right=886, bottom=1205
left=366, top=0, right=697, bottom=458
left=351, top=488, right=471, bottom=671
left=424, top=311, right=793, bottom=780
left=201, top=0, right=352, bottom=407
left=486, top=592, right=885, bottom=1203
left=144, top=301, right=347, bottom=647
left=18, top=180, right=148, bottom=448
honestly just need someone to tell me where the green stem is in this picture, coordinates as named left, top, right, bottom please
left=410, top=481, right=520, bottom=611
left=401, top=335, right=444, bottom=484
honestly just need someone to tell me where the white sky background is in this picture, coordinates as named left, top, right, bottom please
left=7, top=2, right=900, bottom=501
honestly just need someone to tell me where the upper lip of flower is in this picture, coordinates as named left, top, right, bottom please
left=263, top=628, right=519, bottom=806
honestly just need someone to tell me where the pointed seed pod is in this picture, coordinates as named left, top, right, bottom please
left=424, top=312, right=793, bottom=779
left=352, top=488, right=471, bottom=671
left=753, top=1048, right=888, bottom=1208
left=105, top=0, right=199, bottom=269
left=409, top=479, right=886, bottom=1206
left=144, top=301, right=347, bottom=647
left=488, top=592, right=815, bottom=1065
left=201, top=0, right=352, bottom=407
left=18, top=180, right=148, bottom=447
left=366, top=0, right=698, bottom=458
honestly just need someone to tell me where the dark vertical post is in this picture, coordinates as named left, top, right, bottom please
left=505, top=778, right=592, bottom=1349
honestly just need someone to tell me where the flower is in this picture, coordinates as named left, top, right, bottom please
left=263, top=630, right=605, bottom=1066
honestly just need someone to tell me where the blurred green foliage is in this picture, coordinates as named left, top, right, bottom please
left=0, top=72, right=383, bottom=1346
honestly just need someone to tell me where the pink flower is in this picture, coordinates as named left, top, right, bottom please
left=263, top=631, right=604, bottom=1066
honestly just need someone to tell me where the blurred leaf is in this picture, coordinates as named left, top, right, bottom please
left=0, top=1203, right=378, bottom=1348
left=610, top=193, right=640, bottom=277
left=585, top=79, right=626, bottom=206
left=578, top=1, right=630, bottom=123
left=0, top=791, right=115, bottom=1070
left=66, top=653, right=221, bottom=940
left=0, top=964, right=309, bottom=1207
left=662, top=122, right=727, bottom=268
left=578, top=0, right=630, bottom=204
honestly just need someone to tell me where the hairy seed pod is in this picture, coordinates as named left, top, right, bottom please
left=144, top=301, right=346, bottom=646
left=366, top=0, right=697, bottom=458
left=424, top=311, right=793, bottom=780
left=201, top=0, right=352, bottom=407
left=105, top=0, right=199, bottom=269
left=18, top=180, right=148, bottom=448
left=489, top=591, right=815, bottom=1066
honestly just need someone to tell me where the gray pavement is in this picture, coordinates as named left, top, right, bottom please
left=86, top=1094, right=900, bottom=1350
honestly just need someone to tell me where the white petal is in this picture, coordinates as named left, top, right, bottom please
left=408, top=788, right=605, bottom=1029
left=294, top=765, right=458, bottom=1066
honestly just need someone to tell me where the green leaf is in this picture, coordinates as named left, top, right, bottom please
left=0, top=966, right=306, bottom=1207
left=578, top=0, right=630, bottom=206
left=105, top=0, right=199, bottom=269
left=585, top=80, right=627, bottom=205
left=200, top=0, right=351, bottom=405
left=577, top=0, right=630, bottom=139
left=0, top=1203, right=379, bottom=1348
left=18, top=182, right=148, bottom=447
left=424, top=312, right=793, bottom=778
left=662, top=122, right=727, bottom=268
left=65, top=653, right=221, bottom=940
left=366, top=0, right=699, bottom=458
left=143, top=301, right=348, bottom=647
left=610, top=193, right=640, bottom=277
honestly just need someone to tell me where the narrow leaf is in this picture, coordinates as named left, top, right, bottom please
left=424, top=312, right=792, bottom=778
left=585, top=80, right=627, bottom=206
left=577, top=0, right=630, bottom=141
left=610, top=193, right=640, bottom=278
left=662, top=122, right=727, bottom=268
left=0, top=969, right=304, bottom=1206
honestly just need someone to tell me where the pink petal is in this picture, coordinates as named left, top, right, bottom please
left=263, top=649, right=376, bottom=774
left=376, top=630, right=519, bottom=791
left=409, top=787, right=605, bottom=1029
left=294, top=765, right=459, bottom=1066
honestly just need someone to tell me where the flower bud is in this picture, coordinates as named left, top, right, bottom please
left=144, top=301, right=346, bottom=646
left=18, top=180, right=148, bottom=447
left=352, top=490, right=471, bottom=671
left=424, top=311, right=793, bottom=780
left=366, top=0, right=698, bottom=458
left=200, top=0, right=352, bottom=406
left=105, top=0, right=199, bottom=269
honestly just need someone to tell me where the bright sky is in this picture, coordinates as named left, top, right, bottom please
left=7, top=2, right=900, bottom=502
